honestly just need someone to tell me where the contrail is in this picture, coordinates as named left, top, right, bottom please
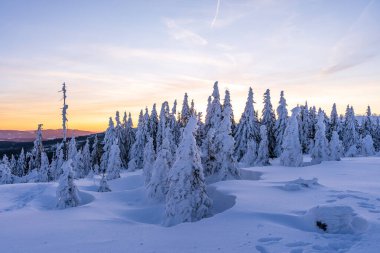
left=211, top=0, right=220, bottom=28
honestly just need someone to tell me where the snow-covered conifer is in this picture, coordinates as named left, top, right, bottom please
left=361, top=135, right=375, bottom=156
left=234, top=87, right=260, bottom=161
left=100, top=117, right=115, bottom=173
left=180, top=93, right=191, bottom=128
left=0, top=162, right=13, bottom=184
left=329, top=131, right=343, bottom=161
left=106, top=139, right=121, bottom=180
left=342, top=105, right=359, bottom=156
left=39, top=152, right=49, bottom=182
left=81, top=139, right=92, bottom=177
left=223, top=89, right=236, bottom=132
left=327, top=103, right=339, bottom=141
left=311, top=112, right=330, bottom=164
left=124, top=112, right=135, bottom=162
left=165, top=117, right=212, bottom=226
left=10, top=155, right=17, bottom=176
left=143, top=136, right=155, bottom=186
left=149, top=104, right=159, bottom=151
left=30, top=124, right=44, bottom=171
left=16, top=148, right=26, bottom=177
left=115, top=111, right=128, bottom=167
left=241, top=139, right=258, bottom=167
left=280, top=107, right=303, bottom=167
left=274, top=91, right=288, bottom=156
left=56, top=160, right=80, bottom=209
left=68, top=137, right=77, bottom=161
left=98, top=174, right=111, bottom=192
left=256, top=125, right=270, bottom=166
left=91, top=135, right=101, bottom=171
left=128, top=110, right=147, bottom=171
left=261, top=89, right=276, bottom=158
left=361, top=106, right=373, bottom=137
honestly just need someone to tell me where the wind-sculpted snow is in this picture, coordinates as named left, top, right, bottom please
left=0, top=157, right=380, bottom=253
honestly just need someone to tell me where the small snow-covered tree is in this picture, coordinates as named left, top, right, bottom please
left=56, top=160, right=80, bottom=209
left=9, top=155, right=17, bottom=176
left=223, top=89, right=236, bottom=132
left=115, top=111, right=128, bottom=168
left=16, top=148, right=26, bottom=177
left=0, top=162, right=13, bottom=184
left=165, top=117, right=212, bottom=226
left=39, top=152, right=49, bottom=182
left=361, top=135, right=375, bottom=156
left=240, top=139, right=258, bottom=167
left=98, top=174, right=111, bottom=192
left=30, top=124, right=44, bottom=171
left=361, top=106, right=373, bottom=137
left=261, top=89, right=276, bottom=158
left=280, top=107, right=303, bottom=167
left=142, top=136, right=155, bottom=186
left=342, top=105, right=360, bottom=156
left=106, top=139, right=122, bottom=180
left=90, top=135, right=101, bottom=172
left=67, top=137, right=77, bottom=161
left=81, top=139, right=92, bottom=177
left=275, top=91, right=288, bottom=156
left=327, top=103, right=340, bottom=141
left=124, top=112, right=136, bottom=162
left=256, top=125, right=270, bottom=166
left=149, top=104, right=159, bottom=152
left=51, top=143, right=64, bottom=180
left=180, top=93, right=191, bottom=128
left=329, top=131, right=343, bottom=161
left=311, top=112, right=330, bottom=164
left=234, top=87, right=260, bottom=161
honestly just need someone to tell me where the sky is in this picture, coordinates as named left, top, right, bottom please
left=0, top=0, right=379, bottom=132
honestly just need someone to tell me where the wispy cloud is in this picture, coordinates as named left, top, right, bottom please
left=321, top=0, right=380, bottom=75
left=164, top=18, right=208, bottom=46
left=211, top=0, right=221, bottom=28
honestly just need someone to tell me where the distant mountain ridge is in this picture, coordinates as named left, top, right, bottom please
left=0, top=129, right=96, bottom=142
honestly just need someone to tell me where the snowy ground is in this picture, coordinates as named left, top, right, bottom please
left=1, top=157, right=380, bottom=253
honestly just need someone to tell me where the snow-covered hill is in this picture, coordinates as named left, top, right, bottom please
left=0, top=156, right=380, bottom=253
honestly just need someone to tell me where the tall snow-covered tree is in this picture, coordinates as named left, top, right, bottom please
left=164, top=117, right=212, bottom=226
left=327, top=103, right=340, bottom=141
left=361, top=106, right=373, bottom=137
left=147, top=131, right=173, bottom=201
left=180, top=93, right=191, bottom=128
left=329, top=131, right=343, bottom=161
left=68, top=137, right=77, bottom=161
left=30, top=124, right=44, bottom=171
left=157, top=102, right=170, bottom=152
left=100, top=117, right=116, bottom=173
left=311, top=112, right=330, bottom=164
left=241, top=139, right=258, bottom=167
left=142, top=136, right=155, bottom=186
left=106, top=139, right=122, bottom=180
left=149, top=104, right=159, bottom=151
left=10, top=155, right=17, bottom=176
left=90, top=135, right=101, bottom=172
left=373, top=118, right=380, bottom=152
left=261, top=89, right=276, bottom=158
left=223, top=89, right=236, bottom=132
left=213, top=90, right=240, bottom=180
left=280, top=107, right=303, bottom=167
left=56, top=160, right=80, bottom=209
left=0, top=162, right=13, bottom=184
left=342, top=105, right=360, bottom=156
left=256, top=125, right=270, bottom=166
left=128, top=110, right=148, bottom=171
left=274, top=91, right=288, bottom=156
left=50, top=143, right=64, bottom=180
left=299, top=102, right=313, bottom=154
left=115, top=111, right=128, bottom=168
left=234, top=87, right=260, bottom=161
left=124, top=112, right=136, bottom=162
left=81, top=139, right=92, bottom=177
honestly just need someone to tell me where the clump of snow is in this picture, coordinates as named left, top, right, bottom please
left=282, top=177, right=320, bottom=191
left=305, top=205, right=368, bottom=234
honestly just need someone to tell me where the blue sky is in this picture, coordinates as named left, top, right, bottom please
left=0, top=0, right=379, bottom=131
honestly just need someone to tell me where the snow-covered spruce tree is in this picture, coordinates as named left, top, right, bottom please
left=149, top=104, right=159, bottom=152
left=16, top=148, right=26, bottom=177
left=73, top=150, right=85, bottom=179
left=180, top=93, right=191, bottom=128
left=261, top=89, right=276, bottom=158
left=50, top=143, right=64, bottom=181
left=98, top=174, right=111, bottom=192
left=202, top=82, right=223, bottom=176
left=342, top=105, right=360, bottom=156
left=30, top=124, right=44, bottom=171
left=0, top=162, right=13, bottom=184
left=143, top=136, right=155, bottom=186
left=280, top=107, right=303, bottom=167
left=299, top=102, right=313, bottom=154
left=234, top=87, right=260, bottom=161
left=56, top=160, right=80, bottom=209
left=10, top=155, right=17, bottom=176
left=361, top=106, right=373, bottom=137
left=124, top=112, right=135, bottom=162
left=223, top=89, right=236, bottom=133
left=329, top=131, right=343, bottom=161
left=361, top=135, right=375, bottom=156
left=170, top=100, right=181, bottom=147
left=256, top=125, right=270, bottom=166
left=147, top=130, right=173, bottom=201
left=213, top=90, right=240, bottom=180
left=195, top=112, right=205, bottom=148
left=128, top=110, right=147, bottom=171
left=81, top=139, right=92, bottom=177
left=157, top=101, right=170, bottom=152
left=241, top=139, right=258, bottom=167
left=115, top=111, right=128, bottom=168
left=311, top=112, right=330, bottom=164
left=100, top=117, right=115, bottom=173
left=106, top=139, right=122, bottom=180
left=68, top=137, right=77, bottom=161
left=374, top=118, right=380, bottom=152
left=91, top=135, right=102, bottom=173
left=327, top=103, right=340, bottom=141
left=274, top=91, right=288, bottom=156
left=164, top=117, right=212, bottom=226
left=39, top=152, right=49, bottom=182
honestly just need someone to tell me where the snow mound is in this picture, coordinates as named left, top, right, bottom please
left=239, top=169, right=263, bottom=181
left=305, top=205, right=368, bottom=234
left=281, top=177, right=320, bottom=191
